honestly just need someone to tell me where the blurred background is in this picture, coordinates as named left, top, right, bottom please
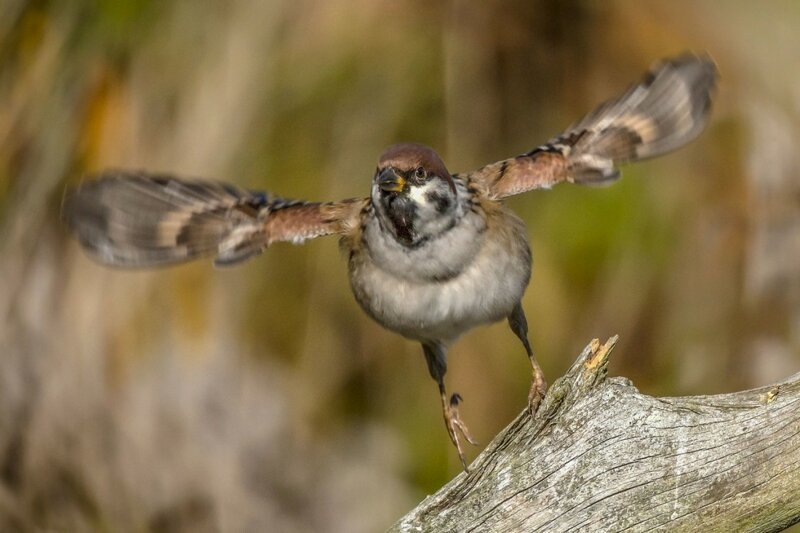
left=2, top=0, right=800, bottom=531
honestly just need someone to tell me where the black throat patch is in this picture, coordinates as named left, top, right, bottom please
left=384, top=194, right=418, bottom=246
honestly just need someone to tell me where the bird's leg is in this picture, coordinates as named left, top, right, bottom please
left=440, top=389, right=478, bottom=470
left=422, top=342, right=478, bottom=470
left=508, top=302, right=547, bottom=415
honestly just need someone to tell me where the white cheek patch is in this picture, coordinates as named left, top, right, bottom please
left=407, top=182, right=433, bottom=205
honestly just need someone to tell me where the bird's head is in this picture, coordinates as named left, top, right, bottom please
left=371, top=143, right=460, bottom=246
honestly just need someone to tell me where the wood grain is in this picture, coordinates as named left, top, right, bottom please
left=390, top=337, right=800, bottom=532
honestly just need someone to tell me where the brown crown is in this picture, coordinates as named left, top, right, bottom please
left=378, top=143, right=453, bottom=187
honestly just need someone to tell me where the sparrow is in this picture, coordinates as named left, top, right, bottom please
left=63, top=53, right=717, bottom=469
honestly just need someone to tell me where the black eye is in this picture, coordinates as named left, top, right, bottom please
left=414, top=167, right=427, bottom=180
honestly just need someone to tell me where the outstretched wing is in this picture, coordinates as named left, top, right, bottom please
left=62, top=171, right=366, bottom=268
left=467, top=53, right=718, bottom=200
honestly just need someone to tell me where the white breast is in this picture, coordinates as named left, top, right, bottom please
left=348, top=207, right=531, bottom=343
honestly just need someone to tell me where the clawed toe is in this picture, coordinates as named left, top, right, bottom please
left=527, top=375, right=548, bottom=417
left=443, top=392, right=478, bottom=470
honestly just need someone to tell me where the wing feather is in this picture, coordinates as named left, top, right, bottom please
left=63, top=171, right=366, bottom=268
left=468, top=53, right=718, bottom=200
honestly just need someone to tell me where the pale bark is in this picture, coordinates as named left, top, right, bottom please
left=390, top=337, right=800, bottom=532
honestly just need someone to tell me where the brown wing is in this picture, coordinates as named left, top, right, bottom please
left=468, top=53, right=718, bottom=200
left=463, top=151, right=570, bottom=199
left=63, top=171, right=366, bottom=268
left=261, top=201, right=363, bottom=246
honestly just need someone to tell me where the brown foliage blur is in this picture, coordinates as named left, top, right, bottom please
left=1, top=1, right=799, bottom=531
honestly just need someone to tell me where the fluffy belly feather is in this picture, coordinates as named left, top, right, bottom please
left=348, top=210, right=531, bottom=343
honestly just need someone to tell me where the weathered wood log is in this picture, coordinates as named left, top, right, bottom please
left=390, top=337, right=800, bottom=532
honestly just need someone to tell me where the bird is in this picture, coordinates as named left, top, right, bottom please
left=63, top=53, right=717, bottom=470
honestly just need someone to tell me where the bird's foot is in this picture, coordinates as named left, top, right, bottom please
left=527, top=372, right=548, bottom=417
left=443, top=392, right=478, bottom=471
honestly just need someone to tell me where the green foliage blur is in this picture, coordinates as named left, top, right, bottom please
left=2, top=0, right=800, bottom=531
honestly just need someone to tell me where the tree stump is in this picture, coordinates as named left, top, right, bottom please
left=390, top=337, right=800, bottom=532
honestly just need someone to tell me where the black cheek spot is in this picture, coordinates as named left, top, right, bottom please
left=426, top=192, right=452, bottom=214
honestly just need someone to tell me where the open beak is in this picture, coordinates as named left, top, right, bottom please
left=377, top=168, right=406, bottom=193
